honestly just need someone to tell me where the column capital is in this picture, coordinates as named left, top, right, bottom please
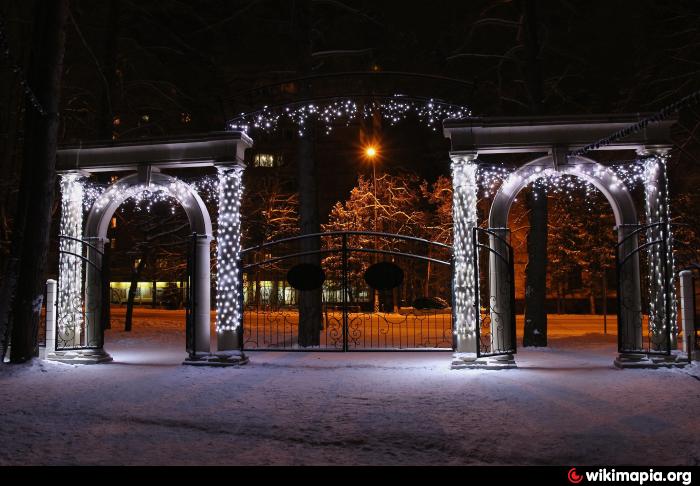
left=450, top=151, right=478, bottom=164
left=636, top=145, right=672, bottom=157
left=59, top=169, right=91, bottom=178
left=214, top=161, right=246, bottom=172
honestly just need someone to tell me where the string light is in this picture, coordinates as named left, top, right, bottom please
left=215, top=165, right=245, bottom=332
left=570, top=89, right=700, bottom=157
left=57, top=173, right=85, bottom=345
left=450, top=155, right=478, bottom=347
left=642, top=154, right=677, bottom=347
left=228, top=96, right=470, bottom=136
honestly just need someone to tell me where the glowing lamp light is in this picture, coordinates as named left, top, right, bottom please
left=365, top=146, right=377, bottom=159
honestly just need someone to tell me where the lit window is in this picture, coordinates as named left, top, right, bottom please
left=110, top=238, right=116, bottom=249
left=253, top=153, right=283, bottom=168
left=111, top=217, right=117, bottom=228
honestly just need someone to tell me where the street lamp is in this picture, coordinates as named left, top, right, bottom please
left=363, top=144, right=380, bottom=313
left=362, top=144, right=379, bottom=235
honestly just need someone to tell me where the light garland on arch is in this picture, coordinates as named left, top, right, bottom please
left=215, top=165, right=245, bottom=333
left=228, top=96, right=470, bottom=136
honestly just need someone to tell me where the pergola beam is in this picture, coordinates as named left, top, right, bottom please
left=443, top=114, right=676, bottom=154
left=56, top=131, right=252, bottom=173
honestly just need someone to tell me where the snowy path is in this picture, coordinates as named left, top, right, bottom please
left=1, top=310, right=698, bottom=466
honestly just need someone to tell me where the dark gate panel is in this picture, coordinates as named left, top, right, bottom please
left=617, top=223, right=672, bottom=355
left=240, top=231, right=453, bottom=351
left=473, top=227, right=516, bottom=357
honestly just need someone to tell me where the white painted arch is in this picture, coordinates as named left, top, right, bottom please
left=85, top=172, right=212, bottom=238
left=486, top=155, right=643, bottom=352
left=83, top=172, right=214, bottom=355
left=489, top=155, right=638, bottom=229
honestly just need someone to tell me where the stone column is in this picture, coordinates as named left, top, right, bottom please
left=57, top=172, right=85, bottom=348
left=194, top=235, right=212, bottom=354
left=450, top=153, right=479, bottom=355
left=642, top=151, right=677, bottom=351
left=214, top=163, right=245, bottom=352
left=85, top=238, right=106, bottom=347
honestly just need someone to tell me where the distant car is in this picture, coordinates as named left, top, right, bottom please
left=413, top=296, right=449, bottom=310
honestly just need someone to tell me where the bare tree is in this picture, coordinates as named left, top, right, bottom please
left=1, top=1, right=69, bottom=363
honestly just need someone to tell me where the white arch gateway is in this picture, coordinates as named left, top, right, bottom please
left=444, top=114, right=682, bottom=369
left=47, top=115, right=683, bottom=369
left=50, top=132, right=252, bottom=365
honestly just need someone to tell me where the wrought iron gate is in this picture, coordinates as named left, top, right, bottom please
left=472, top=227, right=516, bottom=357
left=240, top=231, right=453, bottom=351
left=616, top=223, right=673, bottom=355
left=55, top=236, right=106, bottom=350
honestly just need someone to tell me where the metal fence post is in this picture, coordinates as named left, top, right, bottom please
left=44, top=279, right=57, bottom=357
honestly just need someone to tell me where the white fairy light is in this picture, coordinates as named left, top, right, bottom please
left=228, top=96, right=470, bottom=136
left=642, top=154, right=677, bottom=346
left=451, top=155, right=478, bottom=347
left=58, top=173, right=85, bottom=345
left=215, top=165, right=245, bottom=332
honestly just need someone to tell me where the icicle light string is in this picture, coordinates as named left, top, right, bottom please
left=77, top=158, right=652, bottom=216
left=228, top=96, right=470, bottom=136
left=0, top=15, right=46, bottom=116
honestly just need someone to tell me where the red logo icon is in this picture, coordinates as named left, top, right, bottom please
left=568, top=468, right=583, bottom=484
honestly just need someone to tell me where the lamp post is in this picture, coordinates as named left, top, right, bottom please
left=364, top=145, right=379, bottom=313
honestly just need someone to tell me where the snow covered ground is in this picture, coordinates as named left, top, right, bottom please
left=1, top=308, right=698, bottom=466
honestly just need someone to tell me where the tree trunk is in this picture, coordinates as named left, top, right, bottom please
left=523, top=187, right=548, bottom=346
left=270, top=278, right=279, bottom=308
left=6, top=1, right=69, bottom=363
left=97, top=0, right=120, bottom=140
left=124, top=256, right=146, bottom=332
left=520, top=0, right=548, bottom=347
left=294, top=0, right=322, bottom=347
left=297, top=129, right=323, bottom=346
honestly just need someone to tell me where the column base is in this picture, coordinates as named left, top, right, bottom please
left=451, top=352, right=517, bottom=370
left=46, top=348, right=113, bottom=364
left=614, top=352, right=688, bottom=369
left=183, top=350, right=249, bottom=367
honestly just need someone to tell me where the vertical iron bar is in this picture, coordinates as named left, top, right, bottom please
left=616, top=236, right=623, bottom=353
left=342, top=233, right=349, bottom=352
left=473, top=227, right=481, bottom=358
left=509, top=243, right=516, bottom=354
left=663, top=237, right=671, bottom=355
left=100, top=241, right=109, bottom=347
left=55, top=251, right=60, bottom=352
left=450, top=252, right=456, bottom=351
left=190, top=233, right=197, bottom=358
left=237, top=256, right=245, bottom=352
